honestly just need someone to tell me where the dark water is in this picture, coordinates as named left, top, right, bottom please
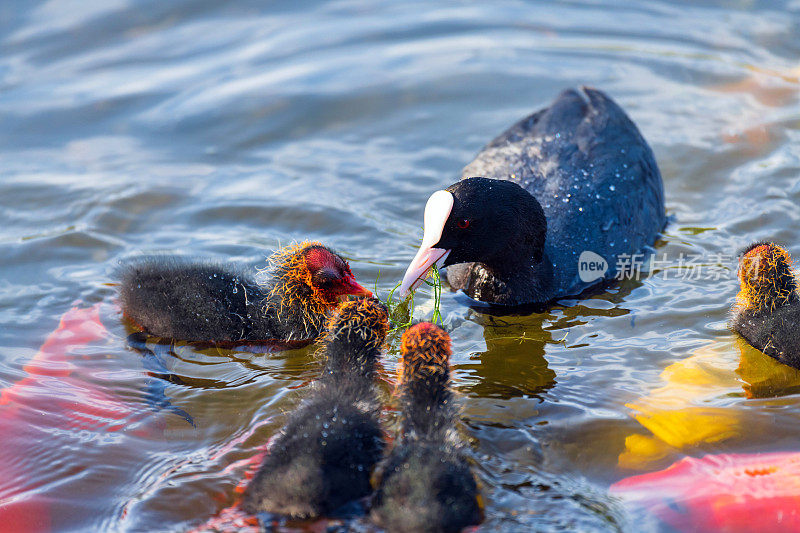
left=2, top=0, right=800, bottom=531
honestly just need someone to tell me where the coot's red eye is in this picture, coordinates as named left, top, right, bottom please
left=457, top=219, right=470, bottom=229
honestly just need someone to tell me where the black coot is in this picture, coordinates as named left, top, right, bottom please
left=400, top=87, right=666, bottom=306
left=370, top=323, right=482, bottom=533
left=242, top=298, right=389, bottom=518
left=730, top=242, right=800, bottom=369
left=119, top=242, right=371, bottom=344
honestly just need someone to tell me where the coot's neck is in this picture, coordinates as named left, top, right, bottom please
left=461, top=246, right=555, bottom=306
left=323, top=336, right=379, bottom=377
left=739, top=288, right=800, bottom=317
left=399, top=379, right=454, bottom=440
left=254, top=269, right=331, bottom=340
left=318, top=336, right=379, bottom=398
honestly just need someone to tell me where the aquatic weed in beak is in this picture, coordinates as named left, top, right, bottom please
left=376, top=265, right=444, bottom=333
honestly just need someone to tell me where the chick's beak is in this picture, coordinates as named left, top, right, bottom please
left=341, top=274, right=373, bottom=298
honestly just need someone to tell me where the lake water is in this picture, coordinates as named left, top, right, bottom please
left=2, top=0, right=800, bottom=531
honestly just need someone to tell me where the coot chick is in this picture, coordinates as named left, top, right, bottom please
left=371, top=323, right=482, bottom=533
left=241, top=298, right=389, bottom=519
left=730, top=242, right=800, bottom=369
left=119, top=242, right=372, bottom=344
left=399, top=87, right=666, bottom=306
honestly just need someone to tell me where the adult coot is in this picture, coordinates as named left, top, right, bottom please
left=730, top=242, right=800, bottom=369
left=399, top=87, right=666, bottom=306
left=119, top=242, right=372, bottom=344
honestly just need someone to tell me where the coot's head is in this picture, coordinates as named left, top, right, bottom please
left=398, top=322, right=451, bottom=390
left=737, top=242, right=798, bottom=312
left=303, top=244, right=373, bottom=300
left=398, top=177, right=546, bottom=297
left=325, top=297, right=390, bottom=352
left=270, top=242, right=372, bottom=309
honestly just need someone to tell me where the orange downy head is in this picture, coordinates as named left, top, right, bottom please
left=737, top=242, right=797, bottom=312
left=397, top=322, right=451, bottom=387
left=324, top=298, right=390, bottom=350
left=268, top=242, right=373, bottom=318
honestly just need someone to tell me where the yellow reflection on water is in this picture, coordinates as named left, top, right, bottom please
left=619, top=336, right=800, bottom=470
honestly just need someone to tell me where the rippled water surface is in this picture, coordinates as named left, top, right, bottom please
left=2, top=1, right=800, bottom=531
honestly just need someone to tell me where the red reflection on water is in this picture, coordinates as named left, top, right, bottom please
left=611, top=452, right=800, bottom=532
left=186, top=442, right=266, bottom=532
left=0, top=304, right=144, bottom=532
